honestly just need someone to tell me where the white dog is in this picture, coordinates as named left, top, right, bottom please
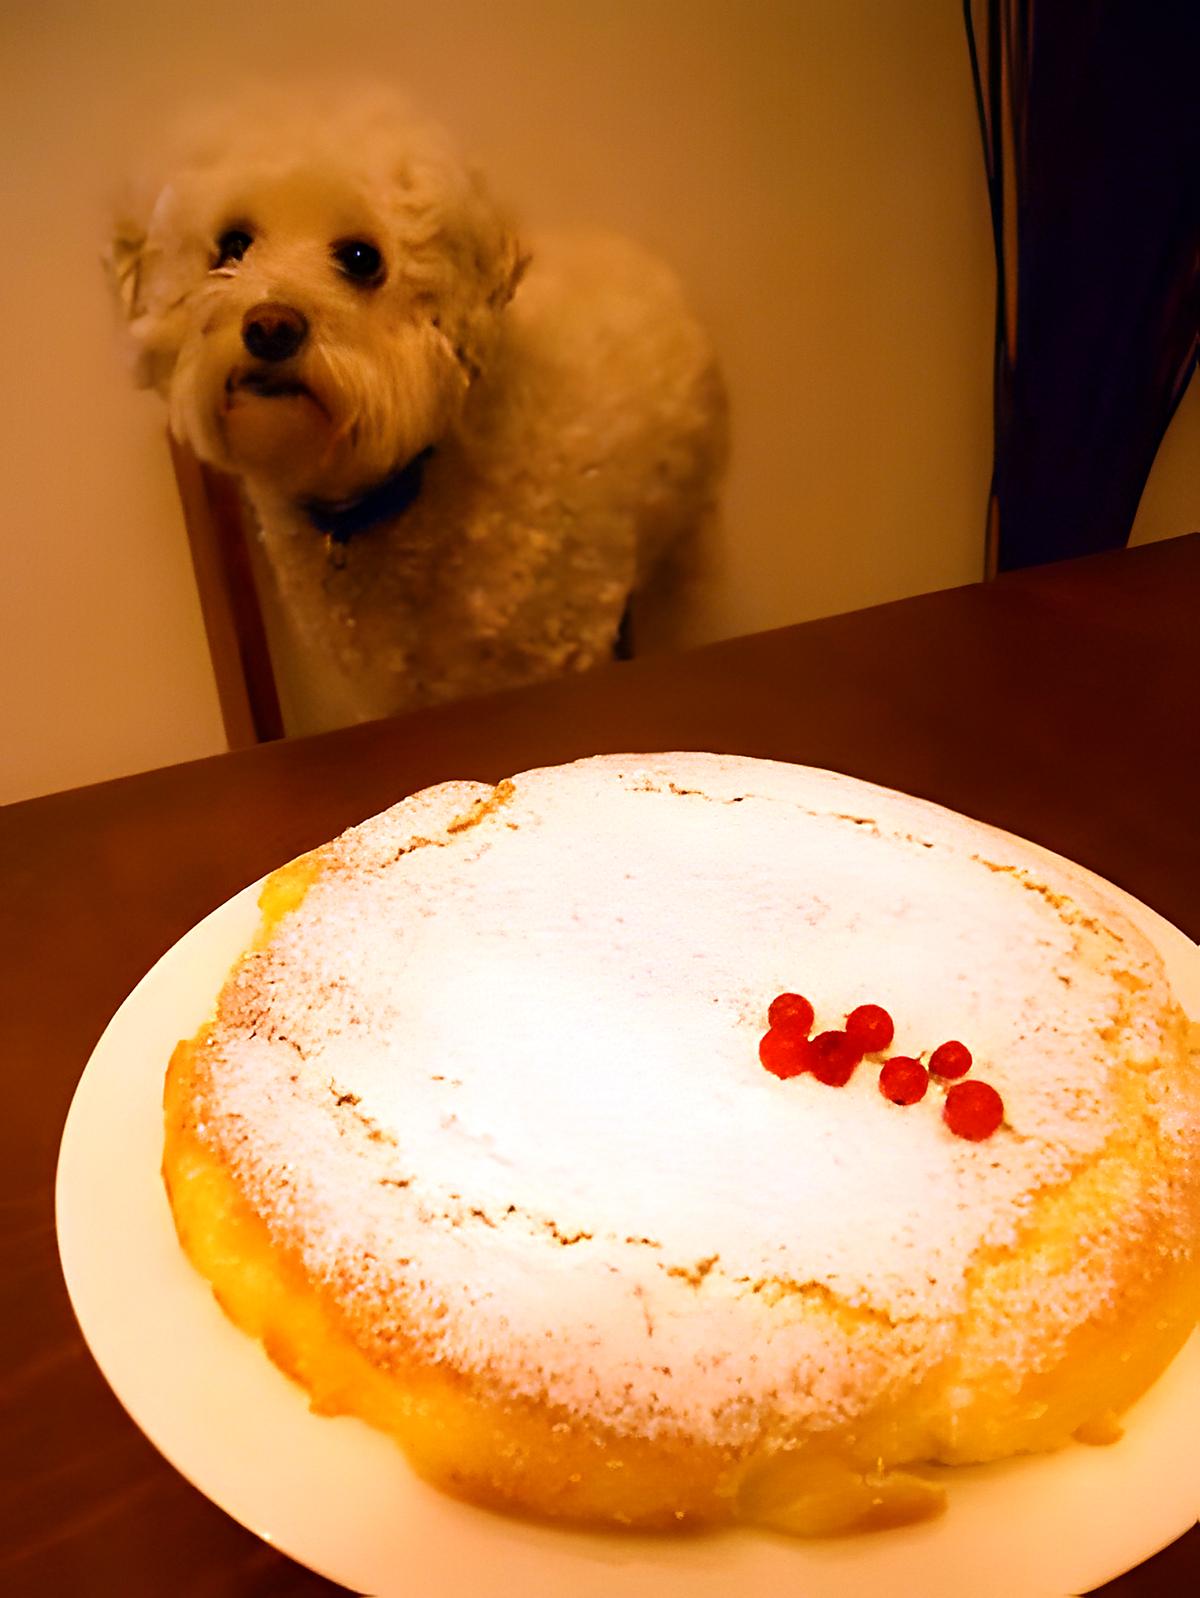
left=109, top=90, right=725, bottom=731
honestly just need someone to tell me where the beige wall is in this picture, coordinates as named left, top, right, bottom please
left=1, top=2, right=1194, bottom=804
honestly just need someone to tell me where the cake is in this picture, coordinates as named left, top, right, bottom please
left=163, top=753, right=1200, bottom=1534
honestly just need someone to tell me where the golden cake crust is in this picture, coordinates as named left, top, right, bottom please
left=163, top=754, right=1200, bottom=1532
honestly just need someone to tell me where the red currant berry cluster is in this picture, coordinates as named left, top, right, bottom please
left=758, top=993, right=1005, bottom=1141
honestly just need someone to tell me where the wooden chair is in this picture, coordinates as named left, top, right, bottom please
left=169, top=435, right=284, bottom=748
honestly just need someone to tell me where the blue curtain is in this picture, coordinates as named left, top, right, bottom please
left=965, top=1, right=1200, bottom=572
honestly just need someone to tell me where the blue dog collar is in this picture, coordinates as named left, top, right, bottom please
left=302, top=446, right=435, bottom=545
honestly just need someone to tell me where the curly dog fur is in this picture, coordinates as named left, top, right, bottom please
left=109, top=90, right=725, bottom=729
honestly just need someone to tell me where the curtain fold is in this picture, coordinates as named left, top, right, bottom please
left=965, top=1, right=1200, bottom=573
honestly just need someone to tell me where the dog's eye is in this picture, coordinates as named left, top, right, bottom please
left=213, top=228, right=253, bottom=269
left=333, top=239, right=384, bottom=284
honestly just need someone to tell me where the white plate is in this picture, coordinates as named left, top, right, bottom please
left=56, top=857, right=1200, bottom=1598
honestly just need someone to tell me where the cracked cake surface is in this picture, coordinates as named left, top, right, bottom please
left=173, top=754, right=1195, bottom=1444
left=173, top=753, right=1199, bottom=1472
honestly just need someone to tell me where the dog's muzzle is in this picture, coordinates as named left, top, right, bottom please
left=242, top=302, right=309, bottom=363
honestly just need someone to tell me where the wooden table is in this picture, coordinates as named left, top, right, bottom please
left=4, top=535, right=1198, bottom=1595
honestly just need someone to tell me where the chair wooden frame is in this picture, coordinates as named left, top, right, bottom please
left=169, top=434, right=284, bottom=748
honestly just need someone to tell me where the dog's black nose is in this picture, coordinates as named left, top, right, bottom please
left=241, top=302, right=309, bottom=362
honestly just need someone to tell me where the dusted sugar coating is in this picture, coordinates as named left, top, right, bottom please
left=183, top=753, right=1200, bottom=1469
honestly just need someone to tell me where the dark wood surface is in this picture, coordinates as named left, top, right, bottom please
left=3, top=535, right=1198, bottom=1597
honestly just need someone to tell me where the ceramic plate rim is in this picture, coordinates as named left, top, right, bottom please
left=55, top=845, right=1200, bottom=1598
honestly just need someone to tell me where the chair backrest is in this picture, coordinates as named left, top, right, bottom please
left=169, top=433, right=284, bottom=747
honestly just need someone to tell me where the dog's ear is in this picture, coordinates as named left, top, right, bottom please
left=488, top=223, right=529, bottom=311
left=102, top=223, right=157, bottom=389
left=103, top=218, right=166, bottom=390
left=494, top=237, right=530, bottom=313
left=103, top=184, right=184, bottom=392
left=104, top=219, right=148, bottom=323
left=104, top=172, right=164, bottom=324
left=429, top=171, right=530, bottom=382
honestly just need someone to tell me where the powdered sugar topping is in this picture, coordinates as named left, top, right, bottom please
left=196, top=754, right=1193, bottom=1444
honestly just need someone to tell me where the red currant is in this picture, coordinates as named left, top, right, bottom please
left=845, top=1003, right=895, bottom=1052
left=944, top=1080, right=1004, bottom=1140
left=878, top=1056, right=928, bottom=1105
left=767, top=992, right=814, bottom=1035
left=808, top=1030, right=863, bottom=1086
left=929, top=1040, right=973, bottom=1080
left=759, top=1028, right=812, bottom=1079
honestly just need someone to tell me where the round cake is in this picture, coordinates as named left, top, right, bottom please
left=163, top=753, right=1200, bottom=1534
